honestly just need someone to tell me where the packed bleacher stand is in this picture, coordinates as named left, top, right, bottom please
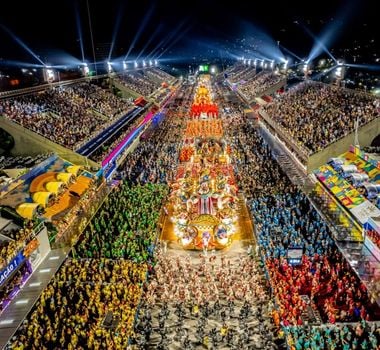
left=0, top=221, right=38, bottom=272
left=0, top=153, right=52, bottom=170
left=0, top=82, right=135, bottom=150
left=67, top=82, right=134, bottom=118
left=223, top=64, right=254, bottom=83
left=118, top=70, right=162, bottom=97
left=238, top=71, right=284, bottom=102
left=263, top=81, right=380, bottom=154
left=144, top=68, right=175, bottom=85
left=0, top=220, right=39, bottom=314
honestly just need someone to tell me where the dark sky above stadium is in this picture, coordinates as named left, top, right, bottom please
left=0, top=0, right=377, bottom=65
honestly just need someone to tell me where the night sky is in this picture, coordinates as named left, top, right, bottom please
left=0, top=0, right=377, bottom=65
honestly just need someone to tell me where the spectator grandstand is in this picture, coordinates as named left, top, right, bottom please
left=264, top=81, right=380, bottom=154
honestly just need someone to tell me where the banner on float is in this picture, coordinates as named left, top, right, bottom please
left=349, top=145, right=380, bottom=170
left=350, top=201, right=380, bottom=225
left=0, top=251, right=26, bottom=287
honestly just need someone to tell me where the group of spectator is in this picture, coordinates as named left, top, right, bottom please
left=0, top=81, right=132, bottom=150
left=118, top=70, right=161, bottom=97
left=0, top=153, right=52, bottom=170
left=239, top=72, right=284, bottom=102
left=9, top=259, right=147, bottom=350
left=0, top=222, right=37, bottom=271
left=264, top=81, right=380, bottom=153
left=145, top=68, right=174, bottom=85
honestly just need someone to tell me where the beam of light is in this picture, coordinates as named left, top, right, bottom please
left=0, top=24, right=45, bottom=66
left=280, top=44, right=303, bottom=62
left=302, top=2, right=357, bottom=65
left=345, top=63, right=380, bottom=71
left=312, top=66, right=336, bottom=81
left=237, top=21, right=285, bottom=62
left=108, top=2, right=125, bottom=61
left=147, top=19, right=188, bottom=59
left=136, top=24, right=163, bottom=60
left=155, top=23, right=193, bottom=60
left=0, top=60, right=43, bottom=68
left=74, top=2, right=85, bottom=62
left=124, top=3, right=156, bottom=61
left=301, top=24, right=337, bottom=64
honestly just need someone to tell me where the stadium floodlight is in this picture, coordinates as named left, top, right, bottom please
left=83, top=62, right=89, bottom=75
left=210, top=66, right=216, bottom=74
left=134, top=61, right=138, bottom=68
left=107, top=61, right=112, bottom=73
left=260, top=60, right=264, bottom=67
left=335, top=61, right=344, bottom=79
left=303, top=63, right=308, bottom=72
left=243, top=59, right=247, bottom=65
left=143, top=60, right=147, bottom=67
left=270, top=60, right=274, bottom=69
left=149, top=60, right=153, bottom=66
left=254, top=59, right=257, bottom=67
left=123, top=61, right=127, bottom=70
left=283, top=59, right=288, bottom=70
left=248, top=59, right=251, bottom=66
left=154, top=59, right=158, bottom=66
left=43, top=65, right=55, bottom=82
left=264, top=62, right=268, bottom=69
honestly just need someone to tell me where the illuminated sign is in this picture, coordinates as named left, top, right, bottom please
left=199, top=65, right=209, bottom=72
left=0, top=251, right=25, bottom=287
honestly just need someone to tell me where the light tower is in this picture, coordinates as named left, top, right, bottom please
left=335, top=60, right=345, bottom=87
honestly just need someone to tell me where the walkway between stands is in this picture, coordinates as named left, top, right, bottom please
left=76, top=106, right=143, bottom=157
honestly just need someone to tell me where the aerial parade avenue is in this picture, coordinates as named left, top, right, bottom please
left=0, top=0, right=379, bottom=349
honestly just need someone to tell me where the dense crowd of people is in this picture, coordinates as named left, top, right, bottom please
left=266, top=252, right=379, bottom=325
left=0, top=222, right=37, bottom=271
left=118, top=70, right=161, bottom=97
left=0, top=82, right=132, bottom=150
left=285, top=322, right=380, bottom=350
left=0, top=153, right=52, bottom=170
left=9, top=259, right=147, bottom=350
left=226, top=65, right=256, bottom=84
left=264, top=81, right=380, bottom=153
left=252, top=190, right=335, bottom=259
left=131, top=247, right=281, bottom=349
left=4, top=71, right=380, bottom=350
left=75, top=182, right=168, bottom=263
left=145, top=68, right=174, bottom=85
left=212, top=80, right=380, bottom=347
left=68, top=82, right=134, bottom=118
left=239, top=72, right=284, bottom=101
left=116, top=84, right=193, bottom=184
